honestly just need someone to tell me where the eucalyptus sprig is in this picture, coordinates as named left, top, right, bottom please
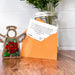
left=50, top=0, right=62, bottom=8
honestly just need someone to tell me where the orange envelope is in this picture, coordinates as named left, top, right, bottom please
left=21, top=19, right=58, bottom=60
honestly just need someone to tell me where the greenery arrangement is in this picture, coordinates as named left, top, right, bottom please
left=26, top=0, right=61, bottom=11
left=26, top=0, right=62, bottom=24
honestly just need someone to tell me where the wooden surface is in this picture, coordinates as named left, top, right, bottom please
left=0, top=50, right=75, bottom=75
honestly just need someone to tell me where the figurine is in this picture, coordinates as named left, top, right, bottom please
left=0, top=26, right=26, bottom=58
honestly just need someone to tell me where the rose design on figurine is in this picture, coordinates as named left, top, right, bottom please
left=5, top=41, right=18, bottom=54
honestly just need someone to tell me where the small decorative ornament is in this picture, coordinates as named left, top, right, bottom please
left=0, top=26, right=26, bottom=58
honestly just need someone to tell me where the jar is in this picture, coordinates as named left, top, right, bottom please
left=35, top=11, right=58, bottom=26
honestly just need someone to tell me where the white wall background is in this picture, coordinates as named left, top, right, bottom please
left=0, top=0, right=75, bottom=50
left=57, top=0, right=75, bottom=50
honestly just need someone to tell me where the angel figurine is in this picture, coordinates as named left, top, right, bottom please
left=0, top=26, right=26, bottom=58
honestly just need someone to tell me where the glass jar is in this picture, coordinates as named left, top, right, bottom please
left=34, top=11, right=58, bottom=26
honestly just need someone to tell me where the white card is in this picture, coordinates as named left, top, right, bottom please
left=27, top=19, right=58, bottom=41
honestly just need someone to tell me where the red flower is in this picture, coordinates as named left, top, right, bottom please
left=5, top=41, right=18, bottom=54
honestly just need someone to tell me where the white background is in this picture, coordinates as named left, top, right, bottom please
left=0, top=0, right=75, bottom=50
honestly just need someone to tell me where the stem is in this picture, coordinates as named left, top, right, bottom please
left=48, top=16, right=52, bottom=24
left=45, top=2, right=55, bottom=24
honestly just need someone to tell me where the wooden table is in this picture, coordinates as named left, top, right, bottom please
left=0, top=50, right=75, bottom=75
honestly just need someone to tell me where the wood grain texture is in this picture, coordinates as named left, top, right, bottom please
left=0, top=50, right=75, bottom=75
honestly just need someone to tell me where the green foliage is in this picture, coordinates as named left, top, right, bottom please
left=27, top=0, right=49, bottom=11
left=27, top=0, right=61, bottom=11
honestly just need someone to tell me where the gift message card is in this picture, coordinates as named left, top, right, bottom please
left=27, top=19, right=58, bottom=41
